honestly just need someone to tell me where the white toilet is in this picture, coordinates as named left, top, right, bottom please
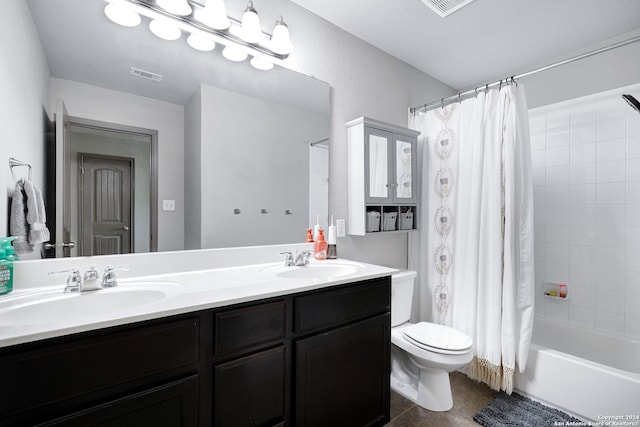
left=390, top=270, right=473, bottom=412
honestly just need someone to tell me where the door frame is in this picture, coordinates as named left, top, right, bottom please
left=59, top=114, right=158, bottom=254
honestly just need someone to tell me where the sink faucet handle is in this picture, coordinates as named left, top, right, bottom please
left=279, top=251, right=294, bottom=267
left=49, top=268, right=83, bottom=293
left=102, top=265, right=130, bottom=288
left=84, top=266, right=100, bottom=281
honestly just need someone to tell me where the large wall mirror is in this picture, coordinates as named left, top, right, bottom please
left=26, top=0, right=330, bottom=258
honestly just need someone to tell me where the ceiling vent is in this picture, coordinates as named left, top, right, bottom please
left=421, top=0, right=477, bottom=17
left=129, top=66, right=163, bottom=82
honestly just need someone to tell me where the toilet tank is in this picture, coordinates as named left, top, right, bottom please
left=391, top=270, right=417, bottom=327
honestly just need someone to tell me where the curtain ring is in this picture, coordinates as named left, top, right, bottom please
left=457, top=92, right=462, bottom=103
left=474, top=87, right=479, bottom=97
left=499, top=79, right=503, bottom=90
left=441, top=98, right=445, bottom=109
left=485, top=84, right=489, bottom=94
left=511, top=76, right=518, bottom=86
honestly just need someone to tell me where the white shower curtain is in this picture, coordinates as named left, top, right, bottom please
left=409, top=85, right=535, bottom=393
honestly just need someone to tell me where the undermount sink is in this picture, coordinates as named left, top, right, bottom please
left=0, top=284, right=179, bottom=326
left=260, top=261, right=365, bottom=280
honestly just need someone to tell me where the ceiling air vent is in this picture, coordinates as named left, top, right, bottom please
left=421, top=0, right=477, bottom=17
left=129, top=66, right=163, bottom=82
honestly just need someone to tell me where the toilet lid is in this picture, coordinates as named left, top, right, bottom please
left=402, top=322, right=472, bottom=353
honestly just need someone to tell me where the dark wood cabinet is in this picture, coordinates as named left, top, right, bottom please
left=38, top=375, right=199, bottom=427
left=214, top=346, right=286, bottom=427
left=0, top=276, right=391, bottom=427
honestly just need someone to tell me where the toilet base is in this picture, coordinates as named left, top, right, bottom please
left=390, top=368, right=454, bottom=412
left=417, top=368, right=453, bottom=411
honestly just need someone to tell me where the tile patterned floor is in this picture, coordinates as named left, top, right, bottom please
left=385, top=372, right=498, bottom=426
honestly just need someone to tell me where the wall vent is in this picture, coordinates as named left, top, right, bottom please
left=129, top=66, right=163, bottom=82
left=421, top=0, right=477, bottom=17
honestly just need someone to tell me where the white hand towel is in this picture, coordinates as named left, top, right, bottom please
left=9, top=180, right=33, bottom=255
left=22, top=180, right=50, bottom=244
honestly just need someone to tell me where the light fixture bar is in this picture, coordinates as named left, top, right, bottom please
left=106, top=0, right=288, bottom=64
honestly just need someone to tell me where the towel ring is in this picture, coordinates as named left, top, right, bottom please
left=9, top=157, right=32, bottom=181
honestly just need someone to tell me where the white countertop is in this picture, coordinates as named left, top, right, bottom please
left=0, top=258, right=398, bottom=349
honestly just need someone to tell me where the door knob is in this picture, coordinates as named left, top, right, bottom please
left=122, top=225, right=130, bottom=231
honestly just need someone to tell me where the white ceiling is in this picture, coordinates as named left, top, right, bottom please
left=290, top=0, right=640, bottom=91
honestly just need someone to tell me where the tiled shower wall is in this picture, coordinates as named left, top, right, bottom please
left=530, top=82, right=640, bottom=339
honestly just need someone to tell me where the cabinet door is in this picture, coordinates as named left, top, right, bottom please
left=295, top=314, right=390, bottom=427
left=365, top=127, right=393, bottom=204
left=38, top=375, right=199, bottom=427
left=393, top=136, right=417, bottom=204
left=214, top=346, right=287, bottom=427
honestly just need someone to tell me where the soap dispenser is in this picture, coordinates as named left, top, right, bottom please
left=314, top=229, right=327, bottom=260
left=327, top=215, right=337, bottom=259
left=0, top=246, right=11, bottom=295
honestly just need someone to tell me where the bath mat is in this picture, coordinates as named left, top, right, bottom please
left=474, top=392, right=582, bottom=427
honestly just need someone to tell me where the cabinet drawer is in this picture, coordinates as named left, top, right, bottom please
left=38, top=375, right=199, bottom=427
left=294, top=277, right=391, bottom=334
left=214, top=300, right=286, bottom=356
left=214, top=346, right=286, bottom=427
left=0, top=316, right=200, bottom=421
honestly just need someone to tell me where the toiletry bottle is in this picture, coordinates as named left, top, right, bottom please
left=0, top=246, right=12, bottom=295
left=313, top=215, right=322, bottom=242
left=305, top=228, right=314, bottom=242
left=314, top=229, right=327, bottom=260
left=327, top=215, right=337, bottom=259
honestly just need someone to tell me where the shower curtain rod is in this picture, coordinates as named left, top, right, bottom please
left=410, top=34, right=640, bottom=114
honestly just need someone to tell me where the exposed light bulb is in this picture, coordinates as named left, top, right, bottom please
left=104, top=1, right=141, bottom=27
left=250, top=56, right=273, bottom=71
left=239, top=1, right=261, bottom=43
left=222, top=46, right=248, bottom=62
left=200, top=0, right=230, bottom=30
left=149, top=18, right=182, bottom=40
left=187, top=34, right=216, bottom=51
left=270, top=16, right=293, bottom=55
left=156, top=0, right=192, bottom=16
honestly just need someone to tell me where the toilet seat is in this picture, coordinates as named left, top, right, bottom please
left=402, top=322, right=472, bottom=355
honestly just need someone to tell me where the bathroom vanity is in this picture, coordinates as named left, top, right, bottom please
left=0, top=255, right=394, bottom=427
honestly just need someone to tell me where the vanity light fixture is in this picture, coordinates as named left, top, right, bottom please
left=270, top=16, right=293, bottom=55
left=149, top=17, right=182, bottom=40
left=103, top=0, right=293, bottom=70
left=104, top=0, right=141, bottom=27
left=199, top=0, right=230, bottom=30
left=187, top=33, right=216, bottom=51
left=239, top=1, right=262, bottom=43
left=222, top=45, right=248, bottom=62
left=249, top=56, right=273, bottom=71
left=156, top=0, right=192, bottom=16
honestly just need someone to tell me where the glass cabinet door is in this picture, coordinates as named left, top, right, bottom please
left=394, top=138, right=416, bottom=203
left=365, top=128, right=392, bottom=203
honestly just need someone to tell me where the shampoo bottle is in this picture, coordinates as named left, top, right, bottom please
left=314, top=229, right=327, bottom=260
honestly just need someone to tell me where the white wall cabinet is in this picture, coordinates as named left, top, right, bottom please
left=347, top=117, right=420, bottom=236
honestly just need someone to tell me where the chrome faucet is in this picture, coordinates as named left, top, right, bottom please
left=293, top=250, right=311, bottom=266
left=101, top=265, right=130, bottom=288
left=280, top=250, right=311, bottom=267
left=50, top=265, right=130, bottom=292
left=280, top=251, right=295, bottom=267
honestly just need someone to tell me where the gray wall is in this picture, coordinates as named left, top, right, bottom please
left=184, top=88, right=202, bottom=250
left=523, top=32, right=640, bottom=108
left=0, top=0, right=50, bottom=259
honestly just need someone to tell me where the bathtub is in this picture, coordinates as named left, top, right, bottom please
left=514, top=316, right=640, bottom=421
